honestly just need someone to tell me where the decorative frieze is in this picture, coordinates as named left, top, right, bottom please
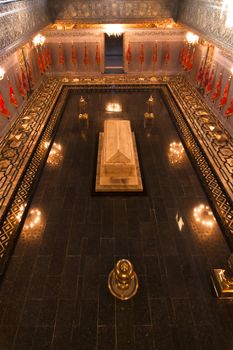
left=50, top=0, right=179, bottom=22
left=179, top=0, right=233, bottom=51
left=0, top=0, right=50, bottom=60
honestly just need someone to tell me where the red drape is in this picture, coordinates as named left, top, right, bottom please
left=96, top=44, right=100, bottom=66
left=152, top=43, right=157, bottom=66
left=84, top=44, right=89, bottom=66
left=202, top=66, right=210, bottom=89
left=139, top=44, right=144, bottom=65
left=16, top=69, right=26, bottom=97
left=225, top=96, right=233, bottom=117
left=38, top=54, right=45, bottom=74
left=181, top=46, right=187, bottom=67
left=0, top=92, right=10, bottom=118
left=8, top=79, right=18, bottom=107
left=219, top=76, right=231, bottom=108
left=42, top=47, right=48, bottom=70
left=126, top=42, right=131, bottom=64
left=72, top=44, right=77, bottom=65
left=205, top=68, right=215, bottom=95
left=211, top=72, right=223, bottom=102
left=59, top=44, right=64, bottom=65
left=184, top=47, right=191, bottom=70
left=179, top=45, right=185, bottom=66
left=164, top=44, right=170, bottom=65
left=196, top=58, right=204, bottom=85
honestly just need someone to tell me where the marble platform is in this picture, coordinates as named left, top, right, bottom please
left=96, top=120, right=143, bottom=192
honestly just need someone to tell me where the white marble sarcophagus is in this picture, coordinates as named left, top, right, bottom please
left=103, top=120, right=135, bottom=177
left=96, top=119, right=143, bottom=192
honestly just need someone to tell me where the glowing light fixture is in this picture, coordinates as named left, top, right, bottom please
left=33, top=33, right=45, bottom=47
left=168, top=142, right=184, bottom=165
left=106, top=102, right=122, bottom=112
left=193, top=204, right=216, bottom=228
left=103, top=24, right=124, bottom=37
left=0, top=67, right=5, bottom=80
left=186, top=32, right=199, bottom=45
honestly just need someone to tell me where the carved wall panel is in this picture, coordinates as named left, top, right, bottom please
left=42, top=27, right=185, bottom=75
left=178, top=0, right=233, bottom=51
left=0, top=0, right=50, bottom=59
left=49, top=0, right=179, bottom=22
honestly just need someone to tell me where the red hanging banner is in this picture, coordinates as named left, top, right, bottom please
left=184, top=47, right=191, bottom=70
left=84, top=44, right=89, bottom=66
left=0, top=92, right=10, bottom=119
left=38, top=53, right=45, bottom=74
left=181, top=45, right=187, bottom=67
left=219, top=76, right=231, bottom=108
left=59, top=44, right=64, bottom=65
left=126, top=42, right=131, bottom=65
left=8, top=78, right=18, bottom=108
left=139, top=44, right=144, bottom=65
left=96, top=43, right=100, bottom=66
left=202, top=66, right=210, bottom=89
left=16, top=69, right=26, bottom=97
left=72, top=44, right=77, bottom=65
left=164, top=43, right=170, bottom=65
left=205, top=67, right=215, bottom=95
left=211, top=72, right=223, bottom=102
left=196, top=58, right=204, bottom=85
left=225, top=96, right=233, bottom=117
left=42, top=47, right=48, bottom=70
left=152, top=43, right=157, bottom=66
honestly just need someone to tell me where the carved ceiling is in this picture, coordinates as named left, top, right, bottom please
left=48, top=0, right=180, bottom=23
left=0, top=0, right=232, bottom=64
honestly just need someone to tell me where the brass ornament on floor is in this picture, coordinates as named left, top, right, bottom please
left=212, top=254, right=233, bottom=299
left=108, top=259, right=139, bottom=300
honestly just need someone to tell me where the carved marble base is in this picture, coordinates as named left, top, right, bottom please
left=211, top=269, right=233, bottom=299
left=95, top=133, right=143, bottom=192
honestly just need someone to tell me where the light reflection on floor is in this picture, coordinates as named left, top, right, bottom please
left=1, top=88, right=231, bottom=350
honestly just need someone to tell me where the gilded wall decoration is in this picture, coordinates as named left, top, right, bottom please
left=0, top=78, right=62, bottom=219
left=0, top=0, right=50, bottom=59
left=178, top=0, right=233, bottom=51
left=49, top=0, right=179, bottom=22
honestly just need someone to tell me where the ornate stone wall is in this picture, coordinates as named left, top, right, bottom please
left=0, top=0, right=50, bottom=59
left=178, top=0, right=233, bottom=51
left=49, top=0, right=179, bottom=22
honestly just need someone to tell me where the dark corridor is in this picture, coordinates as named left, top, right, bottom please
left=104, top=34, right=124, bottom=74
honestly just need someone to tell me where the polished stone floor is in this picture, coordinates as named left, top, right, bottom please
left=0, top=89, right=232, bottom=350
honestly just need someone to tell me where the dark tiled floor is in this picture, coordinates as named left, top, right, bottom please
left=0, top=89, right=232, bottom=350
